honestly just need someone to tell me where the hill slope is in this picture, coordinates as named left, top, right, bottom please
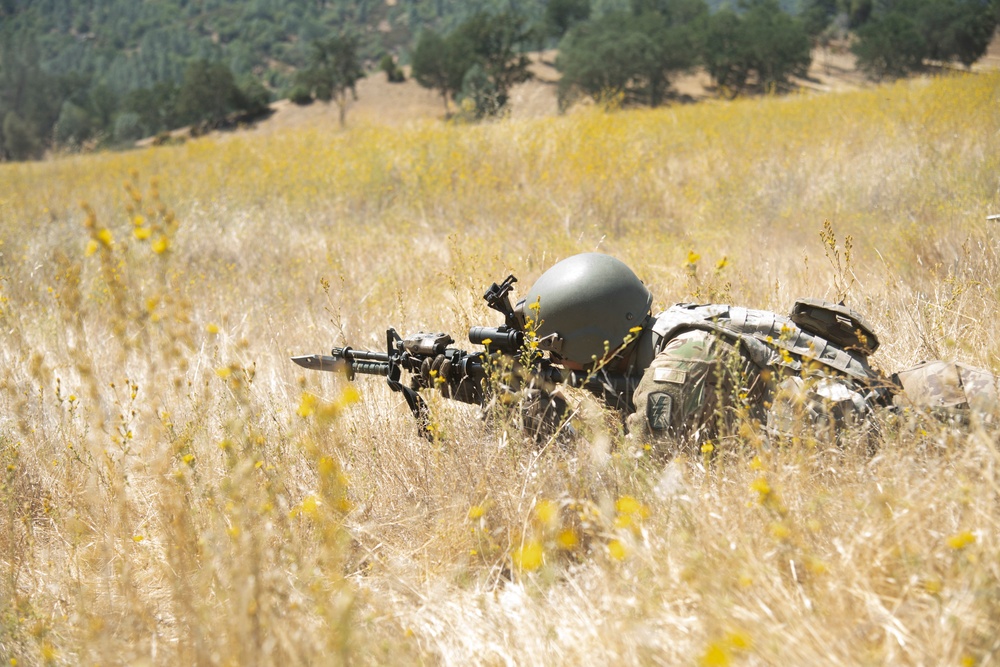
left=241, top=29, right=999, bottom=136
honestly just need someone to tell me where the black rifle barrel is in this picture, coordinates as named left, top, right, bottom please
left=331, top=346, right=391, bottom=363
left=329, top=347, right=397, bottom=379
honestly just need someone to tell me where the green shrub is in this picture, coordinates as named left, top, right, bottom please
left=379, top=54, right=405, bottom=83
left=289, top=84, right=314, bottom=106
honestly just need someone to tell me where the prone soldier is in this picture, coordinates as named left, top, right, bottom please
left=295, top=253, right=998, bottom=452
left=500, top=253, right=887, bottom=449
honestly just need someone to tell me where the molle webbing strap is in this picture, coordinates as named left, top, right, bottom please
left=725, top=306, right=867, bottom=379
left=652, top=304, right=875, bottom=382
left=728, top=307, right=747, bottom=331
left=727, top=307, right=774, bottom=337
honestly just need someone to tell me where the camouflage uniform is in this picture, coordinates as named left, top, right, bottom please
left=892, top=360, right=999, bottom=424
left=627, top=329, right=762, bottom=444
left=626, top=303, right=888, bottom=452
left=516, top=253, right=997, bottom=451
left=626, top=302, right=1000, bottom=453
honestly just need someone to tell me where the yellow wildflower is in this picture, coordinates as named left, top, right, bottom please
left=608, top=539, right=628, bottom=561
left=556, top=529, right=578, bottom=550
left=700, top=643, right=730, bottom=667
left=297, top=391, right=318, bottom=417
left=922, top=577, right=943, bottom=594
left=535, top=499, right=559, bottom=529
left=302, top=494, right=320, bottom=512
left=615, top=495, right=648, bottom=517
left=769, top=522, right=791, bottom=540
left=513, top=540, right=544, bottom=571
left=947, top=531, right=976, bottom=550
left=751, top=476, right=771, bottom=496
left=725, top=631, right=752, bottom=651
left=318, top=457, right=337, bottom=478
left=336, top=385, right=360, bottom=408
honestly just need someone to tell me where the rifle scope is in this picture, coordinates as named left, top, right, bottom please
left=468, top=326, right=523, bottom=354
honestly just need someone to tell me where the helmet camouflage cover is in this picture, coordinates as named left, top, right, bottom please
left=519, top=253, right=653, bottom=366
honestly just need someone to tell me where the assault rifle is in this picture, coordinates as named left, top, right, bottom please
left=291, top=275, right=639, bottom=434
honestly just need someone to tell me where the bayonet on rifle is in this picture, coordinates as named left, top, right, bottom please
left=291, top=354, right=348, bottom=373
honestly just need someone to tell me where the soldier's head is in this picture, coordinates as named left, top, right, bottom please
left=515, top=253, right=653, bottom=370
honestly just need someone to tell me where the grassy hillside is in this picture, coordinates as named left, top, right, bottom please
left=0, top=70, right=998, bottom=664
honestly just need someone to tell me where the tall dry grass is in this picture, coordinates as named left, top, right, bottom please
left=0, top=71, right=999, bottom=665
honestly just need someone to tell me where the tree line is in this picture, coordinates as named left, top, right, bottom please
left=851, top=0, right=997, bottom=79
left=0, top=38, right=273, bottom=161
left=0, top=0, right=997, bottom=160
left=0, top=0, right=536, bottom=160
left=403, top=0, right=997, bottom=114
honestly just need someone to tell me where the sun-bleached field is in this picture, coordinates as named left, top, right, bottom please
left=1, top=71, right=999, bottom=665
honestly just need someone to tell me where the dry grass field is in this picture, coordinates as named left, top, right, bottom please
left=1, top=68, right=999, bottom=665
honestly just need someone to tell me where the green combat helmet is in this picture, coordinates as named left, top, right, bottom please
left=518, top=253, right=653, bottom=366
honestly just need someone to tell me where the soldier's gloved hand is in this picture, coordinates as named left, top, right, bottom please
left=420, top=354, right=480, bottom=404
left=419, top=354, right=451, bottom=392
left=520, top=387, right=572, bottom=442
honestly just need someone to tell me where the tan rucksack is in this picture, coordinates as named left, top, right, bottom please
left=892, top=360, right=999, bottom=419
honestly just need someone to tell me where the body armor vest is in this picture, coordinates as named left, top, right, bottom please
left=649, top=303, right=883, bottom=388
